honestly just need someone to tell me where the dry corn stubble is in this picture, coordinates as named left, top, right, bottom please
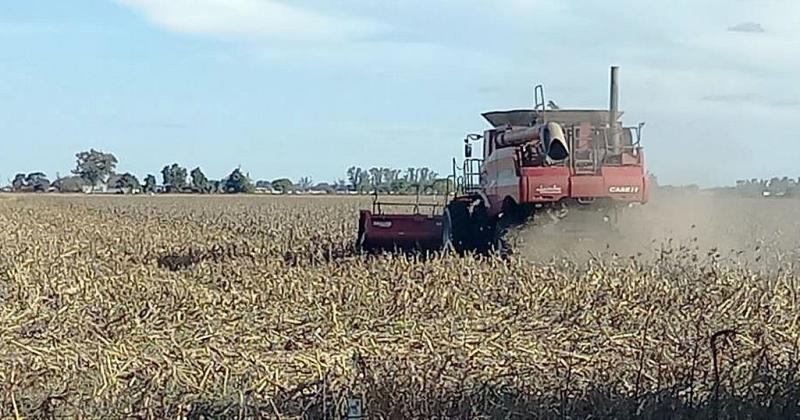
left=0, top=194, right=799, bottom=419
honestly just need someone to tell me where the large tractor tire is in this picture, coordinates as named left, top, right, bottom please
left=442, top=201, right=472, bottom=253
left=469, top=204, right=494, bottom=254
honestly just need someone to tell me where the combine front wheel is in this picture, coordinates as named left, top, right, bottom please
left=468, top=204, right=494, bottom=254
left=442, top=201, right=471, bottom=253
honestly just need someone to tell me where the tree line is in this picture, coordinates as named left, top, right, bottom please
left=345, top=166, right=451, bottom=195
left=735, top=177, right=799, bottom=198
left=4, top=149, right=452, bottom=195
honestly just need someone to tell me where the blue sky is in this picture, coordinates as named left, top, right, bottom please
left=1, top=0, right=798, bottom=186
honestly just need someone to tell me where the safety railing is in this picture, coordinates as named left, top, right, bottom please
left=450, top=158, right=484, bottom=196
left=370, top=188, right=445, bottom=216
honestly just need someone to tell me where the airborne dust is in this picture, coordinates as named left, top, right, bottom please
left=515, top=192, right=800, bottom=268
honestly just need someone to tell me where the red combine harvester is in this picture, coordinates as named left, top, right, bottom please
left=357, top=66, right=650, bottom=253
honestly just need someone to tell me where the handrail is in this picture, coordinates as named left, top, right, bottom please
left=534, top=84, right=546, bottom=124
left=373, top=201, right=443, bottom=216
left=370, top=185, right=447, bottom=216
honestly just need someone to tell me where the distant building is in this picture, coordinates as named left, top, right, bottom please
left=254, top=184, right=274, bottom=194
left=79, top=184, right=140, bottom=195
left=81, top=184, right=106, bottom=194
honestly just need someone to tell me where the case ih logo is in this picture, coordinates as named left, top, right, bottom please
left=609, top=186, right=640, bottom=194
left=536, top=185, right=562, bottom=195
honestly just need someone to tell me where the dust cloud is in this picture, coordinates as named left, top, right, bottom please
left=515, top=192, right=800, bottom=266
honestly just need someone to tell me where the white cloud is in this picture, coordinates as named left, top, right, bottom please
left=728, top=22, right=766, bottom=33
left=115, top=0, right=384, bottom=42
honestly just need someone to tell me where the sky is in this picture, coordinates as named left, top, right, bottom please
left=1, top=0, right=798, bottom=186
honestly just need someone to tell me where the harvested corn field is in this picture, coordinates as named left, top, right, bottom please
left=1, top=194, right=800, bottom=419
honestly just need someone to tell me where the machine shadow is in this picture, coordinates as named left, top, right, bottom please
left=120, top=375, right=800, bottom=419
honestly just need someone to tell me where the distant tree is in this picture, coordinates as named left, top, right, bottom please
left=363, top=167, right=407, bottom=193
left=175, top=166, right=188, bottom=190
left=386, top=168, right=401, bottom=185
left=160, top=166, right=171, bottom=187
left=357, top=172, right=370, bottom=193
left=405, top=167, right=417, bottom=183
left=431, top=178, right=454, bottom=195
left=223, top=168, right=254, bottom=194
left=312, top=182, right=333, bottom=194
left=25, top=172, right=51, bottom=192
left=416, top=167, right=438, bottom=185
left=210, top=180, right=223, bottom=193
left=347, top=166, right=361, bottom=190
left=389, top=179, right=410, bottom=194
left=347, top=167, right=371, bottom=193
left=190, top=167, right=213, bottom=193
left=368, top=167, right=383, bottom=189
left=255, top=180, right=272, bottom=189
left=12, top=173, right=27, bottom=191
left=161, top=164, right=188, bottom=193
left=271, top=178, right=294, bottom=194
left=297, top=176, right=313, bottom=192
left=142, top=174, right=157, bottom=193
left=113, top=173, right=140, bottom=192
left=403, top=166, right=437, bottom=192
left=345, top=166, right=448, bottom=194
left=334, top=179, right=348, bottom=192
left=72, top=149, right=118, bottom=188
left=11, top=172, right=50, bottom=192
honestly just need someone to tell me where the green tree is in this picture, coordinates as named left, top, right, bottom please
left=11, top=173, right=50, bottom=192
left=405, top=167, right=417, bottom=183
left=113, top=173, right=140, bottom=193
left=389, top=179, right=410, bottom=194
left=223, top=168, right=254, bottom=194
left=143, top=174, right=157, bottom=193
left=368, top=167, right=382, bottom=189
left=347, top=167, right=361, bottom=191
left=160, top=166, right=171, bottom=187
left=190, top=167, right=213, bottom=193
left=72, top=149, right=118, bottom=189
left=297, top=176, right=313, bottom=192
left=347, top=167, right=371, bottom=193
left=210, top=180, right=223, bottom=193
left=271, top=178, right=294, bottom=194
left=334, top=179, right=348, bottom=193
left=431, top=178, right=454, bottom=195
left=12, top=173, right=26, bottom=191
left=26, top=172, right=50, bottom=192
left=312, top=182, right=334, bottom=194
left=161, top=164, right=188, bottom=193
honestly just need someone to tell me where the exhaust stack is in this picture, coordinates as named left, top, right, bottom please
left=609, top=66, right=620, bottom=155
